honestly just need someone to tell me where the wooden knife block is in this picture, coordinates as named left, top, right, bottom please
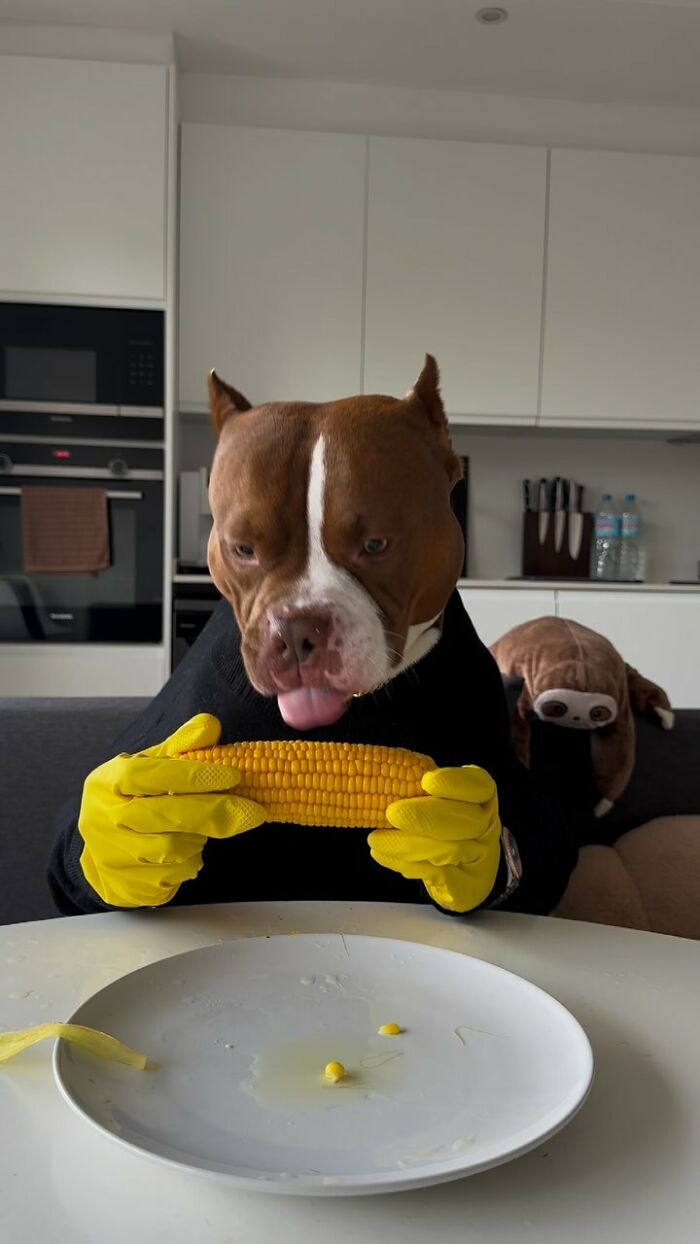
left=521, top=511, right=593, bottom=578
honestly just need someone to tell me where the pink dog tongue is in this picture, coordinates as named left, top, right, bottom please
left=277, top=688, right=348, bottom=730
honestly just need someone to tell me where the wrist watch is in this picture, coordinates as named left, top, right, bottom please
left=487, top=825, right=523, bottom=908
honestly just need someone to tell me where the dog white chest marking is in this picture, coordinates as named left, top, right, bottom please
left=397, top=613, right=442, bottom=674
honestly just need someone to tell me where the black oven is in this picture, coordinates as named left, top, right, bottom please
left=0, top=450, right=163, bottom=644
left=0, top=303, right=165, bottom=644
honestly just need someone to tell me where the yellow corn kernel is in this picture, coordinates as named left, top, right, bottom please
left=178, top=739, right=435, bottom=830
left=324, top=1060, right=346, bottom=1083
left=377, top=1023, right=402, bottom=1037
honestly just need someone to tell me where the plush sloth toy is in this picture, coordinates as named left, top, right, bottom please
left=490, top=616, right=674, bottom=817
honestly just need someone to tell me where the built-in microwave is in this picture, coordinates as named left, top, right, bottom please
left=0, top=302, right=164, bottom=427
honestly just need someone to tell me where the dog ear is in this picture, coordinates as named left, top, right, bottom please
left=208, top=370, right=252, bottom=437
left=406, top=354, right=447, bottom=431
left=406, top=354, right=461, bottom=485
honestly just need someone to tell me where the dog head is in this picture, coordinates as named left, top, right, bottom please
left=207, top=355, right=464, bottom=730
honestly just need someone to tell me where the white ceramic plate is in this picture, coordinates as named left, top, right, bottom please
left=54, top=934, right=593, bottom=1196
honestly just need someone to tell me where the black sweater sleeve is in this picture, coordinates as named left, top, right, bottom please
left=48, top=795, right=110, bottom=915
left=459, top=624, right=579, bottom=917
left=47, top=700, right=172, bottom=917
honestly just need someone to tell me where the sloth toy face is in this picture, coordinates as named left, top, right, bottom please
left=533, top=689, right=618, bottom=731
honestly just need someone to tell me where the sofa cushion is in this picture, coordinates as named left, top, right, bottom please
left=529, top=708, right=700, bottom=845
left=0, top=697, right=147, bottom=923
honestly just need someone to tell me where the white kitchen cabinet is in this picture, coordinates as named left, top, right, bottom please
left=542, top=149, right=700, bottom=429
left=0, top=57, right=168, bottom=303
left=179, top=125, right=366, bottom=410
left=556, top=592, right=700, bottom=708
left=364, top=138, right=547, bottom=422
left=458, top=588, right=556, bottom=649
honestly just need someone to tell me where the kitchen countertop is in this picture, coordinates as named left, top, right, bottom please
left=458, top=579, right=700, bottom=592
left=173, top=571, right=700, bottom=593
left=1, top=901, right=699, bottom=1244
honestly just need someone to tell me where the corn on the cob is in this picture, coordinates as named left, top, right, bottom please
left=178, top=739, right=435, bottom=829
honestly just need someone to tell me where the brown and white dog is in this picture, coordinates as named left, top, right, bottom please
left=207, top=355, right=464, bottom=731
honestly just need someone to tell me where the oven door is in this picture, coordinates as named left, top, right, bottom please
left=0, top=475, right=163, bottom=643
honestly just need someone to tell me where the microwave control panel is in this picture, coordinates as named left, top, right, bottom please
left=125, top=336, right=160, bottom=402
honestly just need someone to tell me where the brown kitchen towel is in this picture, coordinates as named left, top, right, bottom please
left=22, top=486, right=110, bottom=574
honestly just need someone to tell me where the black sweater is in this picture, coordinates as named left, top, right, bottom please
left=47, top=591, right=577, bottom=917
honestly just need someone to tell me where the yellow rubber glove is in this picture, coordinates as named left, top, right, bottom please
left=78, top=714, right=265, bottom=909
left=368, top=765, right=502, bottom=913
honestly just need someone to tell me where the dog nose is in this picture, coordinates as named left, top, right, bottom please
left=274, top=613, right=331, bottom=668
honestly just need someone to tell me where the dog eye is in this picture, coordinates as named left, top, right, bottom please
left=541, top=701, right=568, bottom=718
left=590, top=705, right=612, bottom=722
left=362, top=537, right=388, bottom=555
left=233, top=543, right=257, bottom=562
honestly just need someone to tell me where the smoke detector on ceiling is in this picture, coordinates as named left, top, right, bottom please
left=475, top=7, right=509, bottom=24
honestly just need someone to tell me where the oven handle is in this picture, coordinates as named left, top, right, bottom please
left=0, top=486, right=144, bottom=501
left=0, top=399, right=118, bottom=416
left=0, top=465, right=162, bottom=480
left=0, top=399, right=163, bottom=418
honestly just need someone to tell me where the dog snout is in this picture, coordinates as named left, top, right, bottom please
left=268, top=611, right=332, bottom=675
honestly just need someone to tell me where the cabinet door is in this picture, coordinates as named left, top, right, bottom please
left=542, top=149, right=700, bottom=428
left=458, top=589, right=556, bottom=649
left=179, top=125, right=366, bottom=410
left=556, top=592, right=700, bottom=708
left=0, top=57, right=167, bottom=302
left=364, top=138, right=547, bottom=422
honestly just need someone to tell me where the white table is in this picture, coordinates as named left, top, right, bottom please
left=1, top=902, right=699, bottom=1243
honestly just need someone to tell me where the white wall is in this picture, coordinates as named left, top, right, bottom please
left=0, top=23, right=174, bottom=64
left=179, top=417, right=700, bottom=585
left=450, top=430, right=700, bottom=584
left=180, top=72, right=700, bottom=156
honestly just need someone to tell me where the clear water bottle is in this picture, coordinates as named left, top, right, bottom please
left=590, top=493, right=620, bottom=580
left=619, top=493, right=644, bottom=581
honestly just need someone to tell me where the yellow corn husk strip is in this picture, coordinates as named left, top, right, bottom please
left=0, top=1023, right=149, bottom=1069
left=179, top=740, right=436, bottom=830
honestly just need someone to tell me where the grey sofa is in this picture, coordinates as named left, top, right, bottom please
left=1, top=698, right=147, bottom=924
left=1, top=695, right=698, bottom=926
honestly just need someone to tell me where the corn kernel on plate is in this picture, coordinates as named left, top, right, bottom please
left=53, top=935, right=593, bottom=1196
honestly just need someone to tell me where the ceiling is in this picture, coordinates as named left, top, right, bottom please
left=2, top=0, right=700, bottom=107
